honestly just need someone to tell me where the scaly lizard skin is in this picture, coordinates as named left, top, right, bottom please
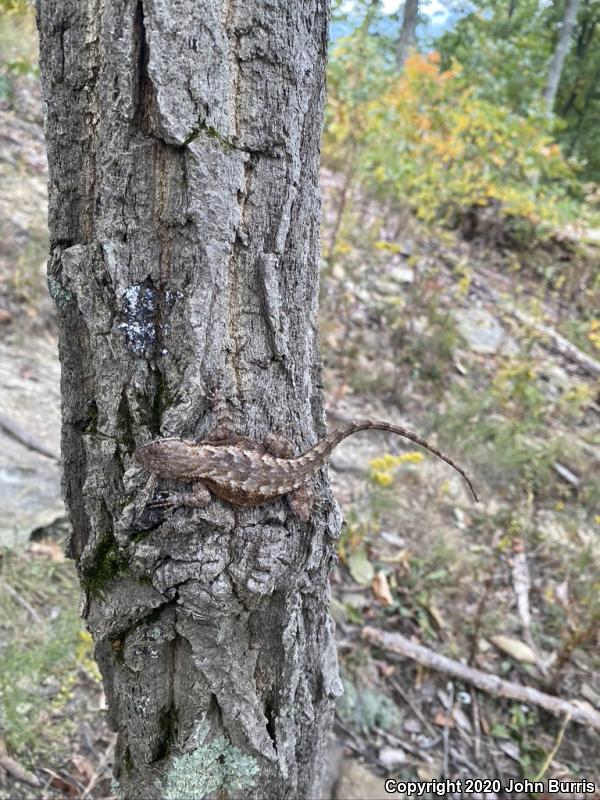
left=135, top=419, right=478, bottom=520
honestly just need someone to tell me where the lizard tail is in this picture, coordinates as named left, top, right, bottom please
left=304, top=419, right=478, bottom=502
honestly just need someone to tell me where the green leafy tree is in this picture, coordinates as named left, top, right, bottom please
left=555, top=0, right=600, bottom=178
left=325, top=22, right=579, bottom=242
left=437, top=0, right=552, bottom=114
left=438, top=0, right=600, bottom=180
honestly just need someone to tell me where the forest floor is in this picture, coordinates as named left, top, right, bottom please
left=1, top=41, right=600, bottom=800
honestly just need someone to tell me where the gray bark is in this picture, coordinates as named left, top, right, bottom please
left=396, top=0, right=418, bottom=70
left=35, top=2, right=341, bottom=798
left=544, top=0, right=581, bottom=111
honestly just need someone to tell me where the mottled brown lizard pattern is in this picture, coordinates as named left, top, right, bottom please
left=135, top=419, right=477, bottom=519
left=135, top=419, right=478, bottom=520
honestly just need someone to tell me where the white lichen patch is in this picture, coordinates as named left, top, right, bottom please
left=118, top=283, right=157, bottom=356
left=164, top=288, right=184, bottom=306
left=48, top=275, right=74, bottom=310
left=161, top=721, right=259, bottom=800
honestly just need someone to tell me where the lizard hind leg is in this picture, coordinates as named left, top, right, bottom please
left=287, top=484, right=314, bottom=522
left=262, top=432, right=315, bottom=521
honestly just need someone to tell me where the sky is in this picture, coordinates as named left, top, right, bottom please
left=382, top=0, right=448, bottom=16
left=384, top=0, right=455, bottom=39
left=332, top=1, right=459, bottom=42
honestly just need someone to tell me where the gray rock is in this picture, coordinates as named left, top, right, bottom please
left=378, top=746, right=407, bottom=769
left=0, top=336, right=64, bottom=546
left=455, top=307, right=517, bottom=355
left=388, top=265, right=415, bottom=284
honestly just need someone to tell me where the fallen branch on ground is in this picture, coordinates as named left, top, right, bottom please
left=0, top=412, right=58, bottom=460
left=0, top=579, right=43, bottom=624
left=471, top=272, right=600, bottom=378
left=0, top=739, right=40, bottom=787
left=362, top=627, right=600, bottom=731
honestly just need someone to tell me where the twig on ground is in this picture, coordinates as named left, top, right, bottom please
left=534, top=713, right=571, bottom=782
left=0, top=579, right=43, bottom=624
left=0, top=412, right=58, bottom=460
left=442, top=681, right=454, bottom=777
left=449, top=747, right=479, bottom=774
left=0, top=739, right=41, bottom=788
left=388, top=675, right=437, bottom=738
left=363, top=627, right=600, bottom=731
left=468, top=572, right=494, bottom=667
left=470, top=689, right=481, bottom=763
left=372, top=726, right=434, bottom=763
left=81, top=733, right=116, bottom=798
left=511, top=540, right=547, bottom=675
left=471, top=271, right=600, bottom=378
left=333, top=718, right=370, bottom=759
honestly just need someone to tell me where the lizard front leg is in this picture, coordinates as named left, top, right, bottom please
left=203, top=406, right=263, bottom=451
left=149, top=482, right=212, bottom=509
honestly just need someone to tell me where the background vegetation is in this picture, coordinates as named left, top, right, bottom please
left=321, top=0, right=600, bottom=793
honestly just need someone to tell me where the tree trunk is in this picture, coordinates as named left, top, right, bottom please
left=544, top=0, right=581, bottom=112
left=396, top=0, right=418, bottom=70
left=35, top=1, right=341, bottom=798
left=360, top=0, right=382, bottom=32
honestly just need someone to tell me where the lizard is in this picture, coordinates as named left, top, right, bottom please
left=135, top=418, right=478, bottom=521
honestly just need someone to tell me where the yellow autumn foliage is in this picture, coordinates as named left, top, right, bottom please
left=325, top=42, right=577, bottom=234
left=369, top=451, right=424, bottom=486
left=588, top=319, right=600, bottom=351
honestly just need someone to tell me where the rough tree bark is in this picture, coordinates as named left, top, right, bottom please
left=544, top=0, right=581, bottom=112
left=396, top=0, right=418, bottom=70
left=36, top=1, right=341, bottom=798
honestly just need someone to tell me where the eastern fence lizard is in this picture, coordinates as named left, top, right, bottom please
left=135, top=418, right=478, bottom=520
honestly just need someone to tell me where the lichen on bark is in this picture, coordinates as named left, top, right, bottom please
left=160, top=721, right=260, bottom=799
